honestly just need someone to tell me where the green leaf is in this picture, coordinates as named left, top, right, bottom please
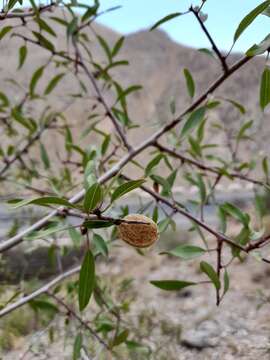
left=150, top=12, right=182, bottom=31
left=181, top=107, right=206, bottom=137
left=29, top=299, right=58, bottom=313
left=223, top=269, right=230, bottom=296
left=262, top=156, right=269, bottom=179
left=10, top=196, right=77, bottom=209
left=234, top=0, right=270, bottom=42
left=200, top=261, right=221, bottom=290
left=232, top=226, right=250, bottom=258
left=157, top=217, right=170, bottom=233
left=81, top=4, right=98, bottom=22
left=116, top=85, right=142, bottom=108
left=145, top=154, right=163, bottom=176
left=30, top=66, right=44, bottom=97
left=225, top=99, right=246, bottom=114
left=11, top=107, right=34, bottom=132
left=150, top=280, right=196, bottom=291
left=7, top=0, right=19, bottom=10
left=183, top=68, right=195, bottom=98
left=36, top=18, right=56, bottom=37
left=101, top=134, right=110, bottom=155
left=246, top=33, right=270, bottom=56
left=78, top=250, right=95, bottom=312
left=73, top=333, right=82, bottom=360
left=260, top=67, right=270, bottom=111
left=236, top=120, right=253, bottom=141
left=40, top=143, right=50, bottom=169
left=97, top=35, right=112, bottom=62
left=111, top=36, right=125, bottom=57
left=161, top=245, right=206, bottom=260
left=18, top=45, right=27, bottom=69
left=0, top=26, right=12, bottom=40
left=44, top=73, right=65, bottom=95
left=83, top=220, right=115, bottom=229
left=0, top=92, right=9, bottom=107
left=84, top=183, right=103, bottom=213
left=112, top=329, right=129, bottom=347
left=93, top=233, right=108, bottom=257
left=220, top=202, right=250, bottom=227
left=25, top=223, right=68, bottom=240
left=32, top=31, right=55, bottom=52
left=111, top=179, right=145, bottom=202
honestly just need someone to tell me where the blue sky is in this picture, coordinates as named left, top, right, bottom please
left=18, top=1, right=269, bottom=52
left=96, top=0, right=269, bottom=53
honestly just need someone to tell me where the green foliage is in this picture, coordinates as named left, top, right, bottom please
left=78, top=249, right=95, bottom=311
left=1, top=0, right=270, bottom=355
left=150, top=12, right=182, bottom=30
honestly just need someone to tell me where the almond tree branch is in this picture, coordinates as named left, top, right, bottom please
left=155, top=142, right=265, bottom=187
left=0, top=3, right=57, bottom=20
left=190, top=6, right=229, bottom=73
left=47, top=292, right=112, bottom=352
left=0, top=265, right=81, bottom=318
left=0, top=53, right=254, bottom=253
left=0, top=123, right=51, bottom=178
left=72, top=36, right=133, bottom=152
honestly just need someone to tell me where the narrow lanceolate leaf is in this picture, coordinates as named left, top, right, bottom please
left=220, top=202, right=250, bottom=227
left=83, top=220, right=114, bottom=229
left=10, top=196, right=77, bottom=209
left=111, top=179, right=145, bottom=202
left=73, top=333, right=82, bottom=360
left=183, top=68, right=195, bottom=98
left=44, top=73, right=65, bottom=95
left=78, top=250, right=95, bottom=312
left=145, top=154, right=163, bottom=176
left=7, top=0, right=19, bottom=10
left=111, top=36, right=125, bottom=57
left=246, top=33, right=270, bottom=56
left=18, top=45, right=27, bottom=69
left=225, top=99, right=246, bottom=114
left=223, top=269, right=230, bottom=296
left=32, top=31, right=55, bottom=52
left=150, top=280, right=196, bottom=291
left=84, top=183, right=103, bottom=213
left=93, top=233, right=108, bottom=257
left=200, top=261, right=221, bottom=290
left=181, top=107, right=206, bottom=137
left=161, top=245, right=206, bottom=260
left=234, top=0, right=270, bottom=42
left=40, top=143, right=50, bottom=169
left=150, top=12, right=182, bottom=31
left=30, top=66, right=44, bottom=96
left=0, top=26, right=12, bottom=40
left=112, top=329, right=129, bottom=347
left=260, top=67, right=270, bottom=111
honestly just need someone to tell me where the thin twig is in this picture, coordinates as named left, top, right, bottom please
left=155, top=142, right=264, bottom=187
left=190, top=6, right=228, bottom=73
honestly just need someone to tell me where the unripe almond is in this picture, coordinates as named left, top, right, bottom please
left=117, top=214, right=158, bottom=248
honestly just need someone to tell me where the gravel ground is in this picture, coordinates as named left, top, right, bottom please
left=2, top=241, right=270, bottom=360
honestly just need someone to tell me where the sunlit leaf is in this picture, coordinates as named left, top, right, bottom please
left=150, top=12, right=182, bottom=31
left=234, top=0, right=270, bottom=42
left=111, top=179, right=145, bottom=202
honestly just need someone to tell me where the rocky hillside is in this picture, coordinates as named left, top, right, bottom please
left=0, top=8, right=268, bottom=173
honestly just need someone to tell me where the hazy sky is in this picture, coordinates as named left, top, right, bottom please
left=95, top=0, right=269, bottom=53
left=17, top=1, right=269, bottom=53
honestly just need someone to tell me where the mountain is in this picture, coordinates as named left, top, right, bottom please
left=0, top=8, right=268, bottom=181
